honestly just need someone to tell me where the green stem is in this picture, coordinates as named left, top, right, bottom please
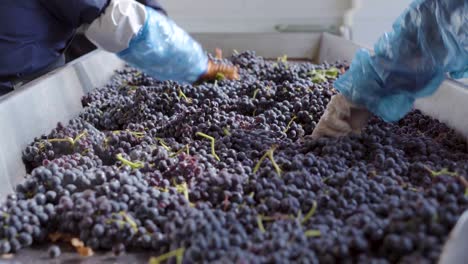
left=283, top=116, right=297, bottom=133
left=253, top=145, right=281, bottom=176
left=257, top=215, right=266, bottom=233
left=267, top=147, right=282, bottom=176
left=169, top=144, right=190, bottom=158
left=116, top=153, right=144, bottom=169
left=178, top=89, right=192, bottom=103
left=304, top=229, right=321, bottom=238
left=47, top=131, right=88, bottom=147
left=155, top=137, right=171, bottom=151
left=215, top=73, right=225, bottom=81
left=277, top=55, right=288, bottom=64
left=223, top=127, right=231, bottom=136
left=113, top=130, right=146, bottom=139
left=119, top=212, right=138, bottom=232
left=196, top=132, right=220, bottom=161
left=149, top=248, right=185, bottom=264
left=253, top=152, right=269, bottom=174
left=48, top=137, right=74, bottom=145
left=252, top=89, right=260, bottom=100
left=426, top=167, right=458, bottom=177
left=301, top=201, right=318, bottom=224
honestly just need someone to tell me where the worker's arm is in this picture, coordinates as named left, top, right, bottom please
left=312, top=0, right=467, bottom=139
left=41, top=0, right=238, bottom=84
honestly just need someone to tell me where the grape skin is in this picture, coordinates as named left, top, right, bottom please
left=0, top=51, right=465, bottom=263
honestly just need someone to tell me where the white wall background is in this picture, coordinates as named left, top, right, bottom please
left=345, top=0, right=410, bottom=48
left=160, top=0, right=410, bottom=48
left=159, top=0, right=351, bottom=33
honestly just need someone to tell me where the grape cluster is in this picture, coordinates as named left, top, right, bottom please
left=1, top=51, right=467, bottom=263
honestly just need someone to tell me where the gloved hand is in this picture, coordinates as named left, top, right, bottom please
left=311, top=93, right=371, bottom=139
left=334, top=0, right=467, bottom=123
left=197, top=60, right=240, bottom=82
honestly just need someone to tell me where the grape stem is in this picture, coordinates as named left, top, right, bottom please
left=149, top=247, right=185, bottom=264
left=308, top=67, right=339, bottom=83
left=301, top=201, right=318, bottom=224
left=169, top=144, right=190, bottom=158
left=117, top=71, right=142, bottom=89
left=257, top=215, right=266, bottom=233
left=252, top=89, right=260, bottom=100
left=196, top=132, right=220, bottom=161
left=116, top=153, right=144, bottom=169
left=223, top=127, right=231, bottom=136
left=178, top=89, right=192, bottom=103
left=304, top=229, right=321, bottom=238
left=277, top=55, right=288, bottom=64
left=47, top=131, right=88, bottom=148
left=113, top=130, right=146, bottom=139
left=215, top=73, right=225, bottom=81
left=283, top=115, right=297, bottom=133
left=425, top=166, right=468, bottom=196
left=119, top=212, right=138, bottom=232
left=253, top=145, right=282, bottom=176
left=426, top=167, right=458, bottom=177
left=155, top=137, right=171, bottom=151
left=262, top=214, right=293, bottom=221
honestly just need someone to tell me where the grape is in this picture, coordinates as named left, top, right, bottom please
left=48, top=245, right=61, bottom=258
left=0, top=51, right=464, bottom=263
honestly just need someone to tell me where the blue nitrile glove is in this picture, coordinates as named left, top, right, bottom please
left=335, top=0, right=467, bottom=122
left=117, top=7, right=208, bottom=84
left=85, top=0, right=238, bottom=84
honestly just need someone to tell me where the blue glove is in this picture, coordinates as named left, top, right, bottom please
left=117, top=7, right=208, bottom=84
left=450, top=68, right=468, bottom=79
left=335, top=0, right=467, bottom=122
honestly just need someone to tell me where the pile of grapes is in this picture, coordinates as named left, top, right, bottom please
left=4, top=51, right=468, bottom=263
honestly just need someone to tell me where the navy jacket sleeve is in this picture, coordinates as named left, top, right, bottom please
left=40, top=0, right=167, bottom=28
left=39, top=0, right=110, bottom=28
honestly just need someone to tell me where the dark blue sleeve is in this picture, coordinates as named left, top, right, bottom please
left=136, top=0, right=167, bottom=15
left=40, top=0, right=166, bottom=28
left=39, top=0, right=110, bottom=28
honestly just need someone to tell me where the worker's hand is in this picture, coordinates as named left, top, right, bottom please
left=197, top=60, right=240, bottom=82
left=311, top=93, right=370, bottom=139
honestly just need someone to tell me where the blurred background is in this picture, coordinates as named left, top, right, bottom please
left=67, top=0, right=410, bottom=60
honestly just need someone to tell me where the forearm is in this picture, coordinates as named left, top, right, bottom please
left=84, top=0, right=208, bottom=84
left=336, top=0, right=467, bottom=122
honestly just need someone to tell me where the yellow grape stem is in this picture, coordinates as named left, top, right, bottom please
left=257, top=215, right=266, bottom=233
left=116, top=154, right=144, bottom=169
left=253, top=145, right=281, bottom=176
left=155, top=137, right=171, bottom=151
left=215, top=73, right=225, bottom=81
left=277, top=55, right=288, bottom=64
left=253, top=151, right=269, bottom=174
left=301, top=201, right=318, bottom=224
left=223, top=127, right=231, bottom=136
left=283, top=116, right=297, bottom=133
left=48, top=137, right=74, bottom=145
left=196, top=132, right=220, bottom=161
left=252, top=89, right=260, bottom=99
left=119, top=212, right=138, bottom=232
left=427, top=167, right=458, bottom=177
left=149, top=248, right=185, bottom=264
left=305, top=230, right=321, bottom=238
left=178, top=89, right=191, bottom=103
